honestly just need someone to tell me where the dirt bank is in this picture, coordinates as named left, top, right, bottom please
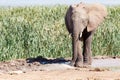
left=0, top=56, right=120, bottom=80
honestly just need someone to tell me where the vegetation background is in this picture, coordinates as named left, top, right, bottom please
left=0, top=6, right=119, bottom=61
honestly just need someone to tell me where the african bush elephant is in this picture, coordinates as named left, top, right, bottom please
left=65, top=2, right=107, bottom=67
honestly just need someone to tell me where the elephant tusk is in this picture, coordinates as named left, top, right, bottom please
left=79, top=28, right=84, bottom=38
left=80, top=32, right=82, bottom=38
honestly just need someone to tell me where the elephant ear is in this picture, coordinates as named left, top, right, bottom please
left=87, top=4, right=107, bottom=32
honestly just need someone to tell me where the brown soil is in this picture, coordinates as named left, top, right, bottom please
left=0, top=56, right=120, bottom=80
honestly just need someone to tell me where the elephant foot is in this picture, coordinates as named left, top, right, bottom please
left=84, top=61, right=92, bottom=65
left=75, top=62, right=91, bottom=68
left=83, top=63, right=91, bottom=68
left=69, top=60, right=91, bottom=68
left=75, top=61, right=83, bottom=67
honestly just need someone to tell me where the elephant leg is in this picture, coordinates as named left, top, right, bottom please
left=83, top=35, right=92, bottom=65
left=75, top=40, right=83, bottom=67
left=82, top=28, right=94, bottom=65
left=70, top=34, right=79, bottom=66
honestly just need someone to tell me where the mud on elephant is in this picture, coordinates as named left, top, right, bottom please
left=65, top=2, right=107, bottom=67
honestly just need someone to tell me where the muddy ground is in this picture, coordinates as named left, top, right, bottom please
left=0, top=56, right=120, bottom=80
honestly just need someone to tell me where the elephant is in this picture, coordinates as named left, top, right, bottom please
left=65, top=2, right=107, bottom=67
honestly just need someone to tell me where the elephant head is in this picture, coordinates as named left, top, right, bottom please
left=65, top=3, right=107, bottom=67
left=65, top=2, right=107, bottom=34
left=71, top=3, right=89, bottom=37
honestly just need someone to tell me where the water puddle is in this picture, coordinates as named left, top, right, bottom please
left=55, top=58, right=120, bottom=72
left=91, top=59, right=120, bottom=72
left=26, top=57, right=120, bottom=71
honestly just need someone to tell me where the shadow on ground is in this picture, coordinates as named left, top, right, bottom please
left=26, top=56, right=70, bottom=64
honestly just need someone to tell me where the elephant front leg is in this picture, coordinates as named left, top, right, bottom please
left=71, top=33, right=83, bottom=67
left=70, top=34, right=78, bottom=66
left=75, top=40, right=83, bottom=67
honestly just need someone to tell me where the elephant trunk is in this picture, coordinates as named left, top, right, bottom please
left=72, top=21, right=85, bottom=38
left=71, top=21, right=85, bottom=64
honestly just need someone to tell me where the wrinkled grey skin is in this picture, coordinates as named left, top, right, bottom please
left=65, top=3, right=107, bottom=67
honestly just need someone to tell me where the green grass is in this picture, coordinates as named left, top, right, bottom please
left=0, top=6, right=119, bottom=61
